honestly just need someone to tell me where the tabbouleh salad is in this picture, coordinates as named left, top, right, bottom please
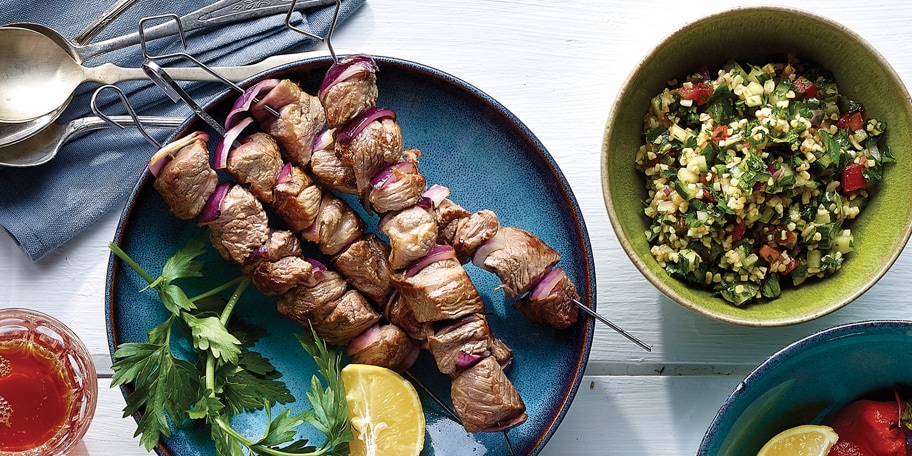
left=635, top=55, right=894, bottom=306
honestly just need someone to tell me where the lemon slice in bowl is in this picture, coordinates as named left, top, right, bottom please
left=341, top=364, right=426, bottom=456
left=756, top=424, right=839, bottom=456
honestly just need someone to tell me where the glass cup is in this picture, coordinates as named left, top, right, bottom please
left=0, top=308, right=97, bottom=456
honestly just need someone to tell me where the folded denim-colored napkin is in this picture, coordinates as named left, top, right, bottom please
left=0, top=0, right=365, bottom=261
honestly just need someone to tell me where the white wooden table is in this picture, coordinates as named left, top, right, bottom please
left=3, top=1, right=912, bottom=454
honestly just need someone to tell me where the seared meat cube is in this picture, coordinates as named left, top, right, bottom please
left=277, top=271, right=348, bottom=326
left=435, top=198, right=471, bottom=229
left=426, top=314, right=494, bottom=375
left=480, top=227, right=561, bottom=298
left=348, top=324, right=417, bottom=372
left=152, top=134, right=218, bottom=220
left=336, top=117, right=403, bottom=198
left=300, top=192, right=364, bottom=256
left=369, top=154, right=426, bottom=214
left=384, top=292, right=433, bottom=341
left=331, top=234, right=393, bottom=305
left=451, top=356, right=527, bottom=433
left=317, top=289, right=381, bottom=345
left=438, top=209, right=500, bottom=263
left=207, top=184, right=269, bottom=265
left=249, top=256, right=318, bottom=296
left=380, top=205, right=437, bottom=270
left=512, top=267, right=580, bottom=330
left=490, top=338, right=514, bottom=372
left=258, top=230, right=302, bottom=260
left=392, top=258, right=485, bottom=322
left=225, top=132, right=282, bottom=204
left=272, top=165, right=322, bottom=233
left=318, top=54, right=379, bottom=128
left=252, top=79, right=325, bottom=167
left=310, top=146, right=358, bottom=195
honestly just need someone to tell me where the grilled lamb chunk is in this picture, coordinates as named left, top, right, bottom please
left=318, top=54, right=379, bottom=128
left=427, top=314, right=494, bottom=375
left=331, top=234, right=394, bottom=305
left=336, top=117, right=403, bottom=198
left=438, top=209, right=500, bottom=262
left=349, top=324, right=417, bottom=372
left=272, top=165, right=323, bottom=233
left=435, top=198, right=471, bottom=229
left=277, top=271, right=348, bottom=326
left=481, top=227, right=561, bottom=298
left=153, top=135, right=217, bottom=220
left=241, top=229, right=303, bottom=274
left=369, top=153, right=426, bottom=214
left=512, top=267, right=580, bottom=330
left=207, top=184, right=269, bottom=265
left=252, top=79, right=325, bottom=167
left=490, top=338, right=514, bottom=371
left=392, top=258, right=485, bottom=323
left=226, top=132, right=282, bottom=204
left=317, top=290, right=381, bottom=345
left=451, top=356, right=527, bottom=433
left=384, top=292, right=433, bottom=341
left=300, top=192, right=364, bottom=256
left=310, top=146, right=358, bottom=195
left=380, top=205, right=438, bottom=270
left=249, top=256, right=318, bottom=296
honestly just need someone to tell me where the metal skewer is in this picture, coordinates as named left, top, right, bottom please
left=285, top=0, right=341, bottom=63
left=573, top=298, right=651, bottom=351
left=90, top=84, right=164, bottom=149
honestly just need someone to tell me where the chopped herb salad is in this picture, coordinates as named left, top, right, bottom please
left=635, top=56, right=894, bottom=306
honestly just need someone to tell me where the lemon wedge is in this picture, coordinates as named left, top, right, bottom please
left=756, top=424, right=839, bottom=456
left=341, top=364, right=425, bottom=456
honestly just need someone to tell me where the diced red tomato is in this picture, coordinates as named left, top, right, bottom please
left=702, top=189, right=715, bottom=203
left=771, top=226, right=797, bottom=246
left=837, top=111, right=864, bottom=131
left=710, top=125, right=729, bottom=143
left=678, top=82, right=713, bottom=106
left=794, top=76, right=818, bottom=99
left=842, top=163, right=868, bottom=193
left=781, top=256, right=797, bottom=275
left=731, top=221, right=746, bottom=241
left=759, top=245, right=781, bottom=263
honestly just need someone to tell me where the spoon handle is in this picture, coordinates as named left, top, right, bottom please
left=71, top=0, right=140, bottom=45
left=76, top=0, right=336, bottom=62
left=82, top=49, right=334, bottom=84
left=64, top=115, right=185, bottom=140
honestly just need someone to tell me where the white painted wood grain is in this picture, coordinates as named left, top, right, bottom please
left=2, top=0, right=911, bottom=454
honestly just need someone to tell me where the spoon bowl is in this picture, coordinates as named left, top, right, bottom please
left=0, top=103, right=66, bottom=147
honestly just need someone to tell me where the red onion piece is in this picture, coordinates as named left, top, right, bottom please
left=246, top=245, right=268, bottom=265
left=370, top=161, right=417, bottom=190
left=276, top=163, right=293, bottom=184
left=197, top=182, right=231, bottom=225
left=421, top=184, right=450, bottom=207
left=312, top=128, right=335, bottom=152
left=529, top=267, right=565, bottom=301
left=300, top=221, right=320, bottom=244
left=148, top=131, right=209, bottom=177
left=455, top=351, right=486, bottom=370
left=225, top=79, right=280, bottom=129
left=214, top=116, right=254, bottom=169
left=347, top=324, right=380, bottom=356
left=471, top=229, right=506, bottom=270
left=405, top=244, right=457, bottom=278
left=336, top=107, right=396, bottom=146
left=305, top=258, right=327, bottom=272
left=318, top=54, right=378, bottom=96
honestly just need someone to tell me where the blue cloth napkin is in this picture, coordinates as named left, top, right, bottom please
left=0, top=0, right=365, bottom=261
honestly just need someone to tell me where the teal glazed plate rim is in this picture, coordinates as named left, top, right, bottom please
left=105, top=55, right=596, bottom=455
left=601, top=5, right=912, bottom=326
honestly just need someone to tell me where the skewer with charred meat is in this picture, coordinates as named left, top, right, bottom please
left=148, top=133, right=418, bottom=372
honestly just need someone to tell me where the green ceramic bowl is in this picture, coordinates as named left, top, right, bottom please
left=601, top=6, right=912, bottom=326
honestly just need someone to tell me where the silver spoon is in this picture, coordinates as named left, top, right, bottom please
left=0, top=115, right=183, bottom=167
left=0, top=0, right=335, bottom=123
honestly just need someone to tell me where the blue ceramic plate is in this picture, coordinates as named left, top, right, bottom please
left=106, top=56, right=595, bottom=455
left=699, top=320, right=912, bottom=455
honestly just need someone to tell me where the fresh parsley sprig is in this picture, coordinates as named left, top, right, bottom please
left=109, top=233, right=351, bottom=455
